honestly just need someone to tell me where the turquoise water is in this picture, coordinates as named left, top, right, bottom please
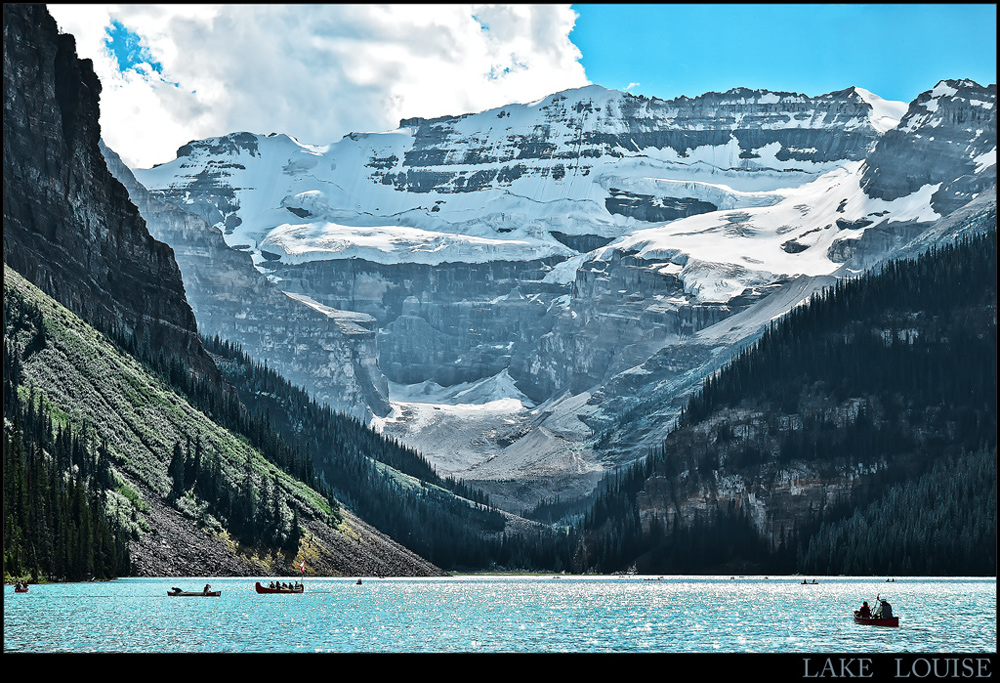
left=3, top=575, right=995, bottom=653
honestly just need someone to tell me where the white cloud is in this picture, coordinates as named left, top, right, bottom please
left=48, top=4, right=589, bottom=169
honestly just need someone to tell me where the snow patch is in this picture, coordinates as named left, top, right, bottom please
left=974, top=147, right=996, bottom=174
left=389, top=369, right=534, bottom=408
left=853, top=87, right=906, bottom=133
left=281, top=291, right=375, bottom=333
left=590, top=163, right=940, bottom=302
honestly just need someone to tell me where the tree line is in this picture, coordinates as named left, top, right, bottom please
left=574, top=226, right=997, bottom=575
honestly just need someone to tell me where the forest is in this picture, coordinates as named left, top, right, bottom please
left=4, top=287, right=131, bottom=581
left=2, top=269, right=572, bottom=580
left=576, top=227, right=997, bottom=575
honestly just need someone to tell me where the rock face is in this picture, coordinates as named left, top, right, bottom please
left=2, top=4, right=216, bottom=382
left=862, top=80, right=997, bottom=215
left=383, top=86, right=883, bottom=195
left=131, top=74, right=996, bottom=513
left=101, top=143, right=390, bottom=420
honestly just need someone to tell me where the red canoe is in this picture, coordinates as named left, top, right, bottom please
left=14, top=586, right=29, bottom=593
left=255, top=581, right=304, bottom=594
left=853, top=611, right=899, bottom=627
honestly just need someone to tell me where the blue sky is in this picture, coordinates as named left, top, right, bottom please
left=104, top=19, right=160, bottom=75
left=99, top=5, right=999, bottom=104
left=570, top=4, right=997, bottom=103
left=51, top=4, right=996, bottom=169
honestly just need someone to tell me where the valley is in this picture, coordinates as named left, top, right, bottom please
left=4, top=3, right=994, bottom=582
left=126, top=79, right=995, bottom=514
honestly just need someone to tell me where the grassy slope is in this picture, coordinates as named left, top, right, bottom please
left=5, top=265, right=443, bottom=577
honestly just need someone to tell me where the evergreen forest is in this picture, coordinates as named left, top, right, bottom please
left=201, top=334, right=579, bottom=572
left=4, top=285, right=131, bottom=581
left=576, top=227, right=997, bottom=576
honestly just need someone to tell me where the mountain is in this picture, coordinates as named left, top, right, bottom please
left=3, top=3, right=215, bottom=384
left=576, top=225, right=996, bottom=575
left=130, top=53, right=995, bottom=515
left=3, top=3, right=460, bottom=578
left=8, top=2, right=993, bottom=579
left=101, top=142, right=390, bottom=422
left=861, top=79, right=996, bottom=216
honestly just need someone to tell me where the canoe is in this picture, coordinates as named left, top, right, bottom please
left=167, top=588, right=221, bottom=597
left=853, top=611, right=899, bottom=627
left=14, top=586, right=28, bottom=593
left=255, top=581, right=304, bottom=594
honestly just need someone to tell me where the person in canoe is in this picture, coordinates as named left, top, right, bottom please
left=874, top=598, right=893, bottom=619
left=203, top=583, right=212, bottom=594
left=858, top=601, right=872, bottom=619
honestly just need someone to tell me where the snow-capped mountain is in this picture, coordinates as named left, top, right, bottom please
left=862, top=79, right=996, bottom=215
left=129, top=80, right=996, bottom=512
left=135, top=85, right=903, bottom=267
left=102, top=142, right=390, bottom=421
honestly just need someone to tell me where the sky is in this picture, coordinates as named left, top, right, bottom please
left=48, top=4, right=997, bottom=170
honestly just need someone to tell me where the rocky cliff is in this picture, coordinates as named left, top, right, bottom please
left=3, top=3, right=216, bottom=382
left=101, top=143, right=390, bottom=420
left=862, top=79, right=996, bottom=215
left=383, top=85, right=884, bottom=197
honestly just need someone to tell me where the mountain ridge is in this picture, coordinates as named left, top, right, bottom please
left=129, top=64, right=995, bottom=513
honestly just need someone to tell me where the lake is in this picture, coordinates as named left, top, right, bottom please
left=3, top=575, right=995, bottom=655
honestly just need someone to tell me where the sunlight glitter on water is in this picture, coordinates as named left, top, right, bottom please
left=4, top=575, right=996, bottom=653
